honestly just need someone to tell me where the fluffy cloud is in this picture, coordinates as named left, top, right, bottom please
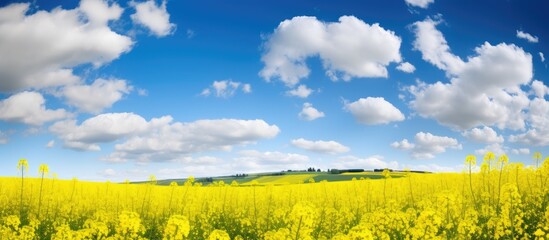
left=242, top=84, right=252, bottom=93
left=201, top=80, right=251, bottom=98
left=260, top=16, right=401, bottom=86
left=50, top=112, right=149, bottom=151
left=287, top=84, right=313, bottom=98
left=512, top=148, right=530, bottom=155
left=531, top=80, right=549, bottom=98
left=0, top=1, right=133, bottom=92
left=298, top=103, right=325, bottom=121
left=396, top=62, right=416, bottom=73
left=46, top=140, right=55, bottom=148
left=509, top=98, right=549, bottom=146
left=332, top=155, right=398, bottom=170
left=392, top=132, right=462, bottom=159
left=62, top=78, right=133, bottom=113
left=291, top=138, right=350, bottom=154
left=50, top=112, right=281, bottom=161
left=475, top=143, right=507, bottom=156
left=405, top=0, right=435, bottom=9
left=345, top=97, right=404, bottom=125
left=412, top=17, right=464, bottom=74
left=516, top=30, right=539, bottom=43
left=541, top=52, right=546, bottom=62
left=130, top=0, right=175, bottom=37
left=462, top=126, right=504, bottom=144
left=409, top=18, right=533, bottom=130
left=0, top=91, right=70, bottom=125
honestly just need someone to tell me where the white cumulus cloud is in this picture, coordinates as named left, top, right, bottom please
left=50, top=112, right=281, bottom=162
left=130, top=0, right=175, bottom=37
left=62, top=78, right=133, bottom=113
left=0, top=1, right=133, bottom=92
left=0, top=91, right=70, bottom=125
left=531, top=80, right=549, bottom=98
left=291, top=138, right=350, bottom=154
left=475, top=143, right=507, bottom=156
left=392, top=132, right=462, bottom=159
left=509, top=97, right=549, bottom=146
left=287, top=84, right=313, bottom=98
left=405, top=0, right=435, bottom=9
left=409, top=17, right=533, bottom=130
left=50, top=112, right=149, bottom=151
left=512, top=148, right=530, bottom=155
left=396, top=62, right=416, bottom=73
left=462, top=126, right=504, bottom=144
left=299, top=103, right=325, bottom=121
left=345, top=97, right=405, bottom=125
left=260, top=16, right=401, bottom=86
left=516, top=30, right=539, bottom=43
left=412, top=17, right=464, bottom=74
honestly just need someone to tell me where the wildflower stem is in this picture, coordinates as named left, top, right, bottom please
left=20, top=166, right=24, bottom=217
left=37, top=171, right=45, bottom=219
left=469, top=163, right=477, bottom=207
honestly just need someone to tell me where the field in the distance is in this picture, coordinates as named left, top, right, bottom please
left=154, top=171, right=407, bottom=186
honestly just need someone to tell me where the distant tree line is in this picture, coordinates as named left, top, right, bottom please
left=234, top=173, right=249, bottom=177
left=284, top=167, right=322, bottom=173
left=328, top=169, right=365, bottom=174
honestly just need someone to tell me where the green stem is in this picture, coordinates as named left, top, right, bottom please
left=37, top=172, right=45, bottom=219
left=469, top=164, right=477, bottom=207
left=20, top=168, right=24, bottom=217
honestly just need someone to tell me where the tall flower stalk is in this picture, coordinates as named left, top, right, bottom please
left=497, top=154, right=508, bottom=209
left=17, top=159, right=28, bottom=217
left=37, top=164, right=49, bottom=219
left=484, top=152, right=495, bottom=205
left=465, top=155, right=477, bottom=205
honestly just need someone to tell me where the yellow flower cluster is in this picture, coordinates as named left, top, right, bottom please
left=2, top=152, right=549, bottom=239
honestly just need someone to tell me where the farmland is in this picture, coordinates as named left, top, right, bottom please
left=1, top=153, right=549, bottom=239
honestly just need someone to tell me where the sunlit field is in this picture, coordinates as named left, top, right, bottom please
left=2, top=153, right=549, bottom=239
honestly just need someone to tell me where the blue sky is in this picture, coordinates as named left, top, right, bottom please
left=0, top=0, right=547, bottom=181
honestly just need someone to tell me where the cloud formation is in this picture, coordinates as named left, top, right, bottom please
left=130, top=0, right=175, bottom=37
left=345, top=97, right=404, bottom=125
left=392, top=132, right=462, bottom=159
left=396, top=62, right=416, bottom=73
left=50, top=112, right=280, bottom=162
left=462, top=126, right=504, bottom=144
left=201, top=80, right=251, bottom=98
left=0, top=91, right=70, bottom=125
left=299, top=103, right=325, bottom=121
left=62, top=78, right=133, bottom=113
left=405, top=0, right=435, bottom=9
left=410, top=18, right=532, bottom=130
left=516, top=30, right=539, bottom=43
left=287, top=85, right=313, bottom=98
left=0, top=1, right=133, bottom=92
left=260, top=16, right=401, bottom=86
left=291, top=138, right=350, bottom=154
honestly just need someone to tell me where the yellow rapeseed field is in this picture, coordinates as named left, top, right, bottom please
left=2, top=153, right=549, bottom=239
